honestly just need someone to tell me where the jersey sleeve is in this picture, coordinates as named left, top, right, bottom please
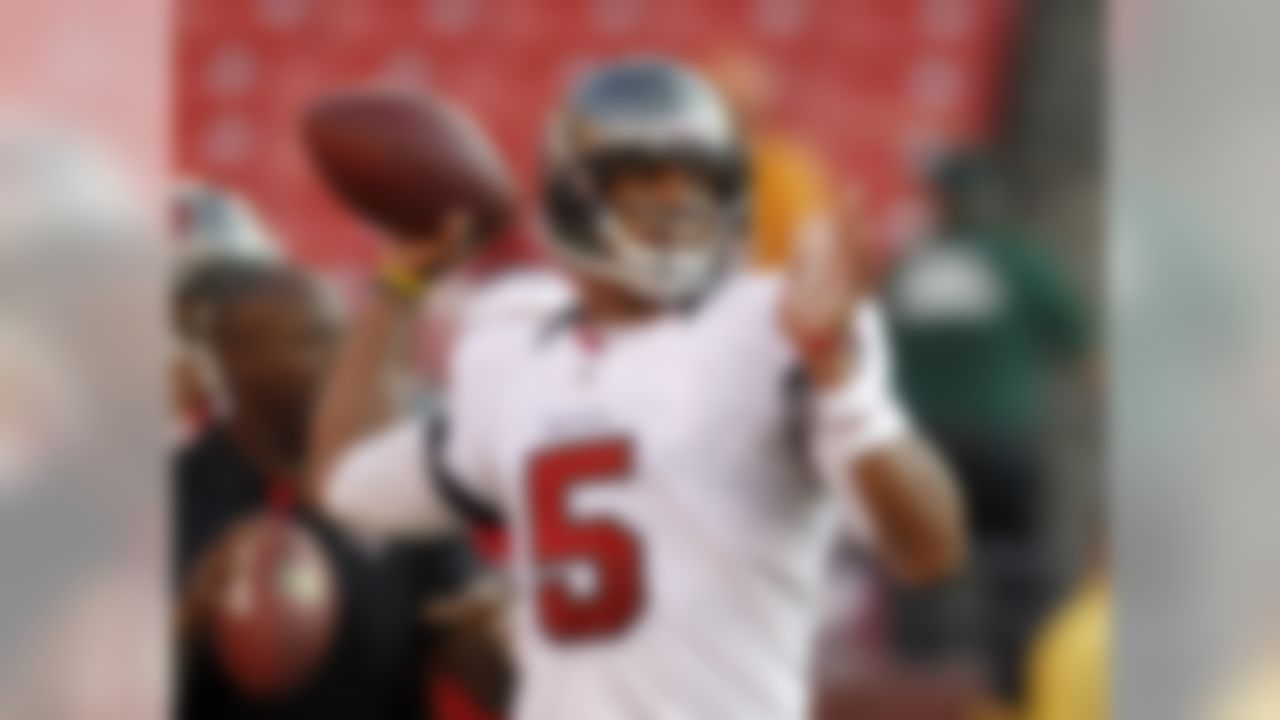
left=322, top=407, right=505, bottom=542
left=321, top=326, right=513, bottom=539
left=321, top=417, right=461, bottom=540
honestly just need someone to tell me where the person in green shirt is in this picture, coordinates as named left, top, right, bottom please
left=882, top=152, right=1093, bottom=706
left=887, top=153, right=1090, bottom=538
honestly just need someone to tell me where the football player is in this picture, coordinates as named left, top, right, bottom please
left=310, top=58, right=965, bottom=720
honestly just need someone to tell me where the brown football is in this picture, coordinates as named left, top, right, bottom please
left=303, top=88, right=515, bottom=239
left=208, top=514, right=339, bottom=699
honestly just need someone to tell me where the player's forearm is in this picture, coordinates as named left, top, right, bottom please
left=854, top=436, right=967, bottom=585
left=308, top=287, right=420, bottom=502
left=802, top=339, right=966, bottom=584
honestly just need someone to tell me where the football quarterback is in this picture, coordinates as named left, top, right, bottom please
left=311, top=58, right=964, bottom=720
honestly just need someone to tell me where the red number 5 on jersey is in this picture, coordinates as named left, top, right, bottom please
left=528, top=437, right=645, bottom=642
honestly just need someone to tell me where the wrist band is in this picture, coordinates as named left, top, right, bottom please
left=375, top=261, right=430, bottom=302
left=807, top=368, right=912, bottom=545
left=809, top=366, right=910, bottom=467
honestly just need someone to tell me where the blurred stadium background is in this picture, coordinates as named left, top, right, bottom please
left=176, top=0, right=1018, bottom=264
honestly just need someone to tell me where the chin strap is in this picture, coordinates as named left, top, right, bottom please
left=594, top=210, right=727, bottom=303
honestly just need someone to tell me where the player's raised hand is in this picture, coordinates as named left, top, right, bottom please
left=778, top=192, right=869, bottom=387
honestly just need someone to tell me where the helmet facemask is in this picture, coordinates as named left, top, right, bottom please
left=587, top=151, right=741, bottom=303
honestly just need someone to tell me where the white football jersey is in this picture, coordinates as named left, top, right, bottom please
left=325, top=270, right=907, bottom=720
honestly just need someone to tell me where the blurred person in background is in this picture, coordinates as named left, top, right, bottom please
left=882, top=151, right=1093, bottom=708
left=175, top=262, right=509, bottom=719
left=703, top=47, right=834, bottom=269
left=0, top=121, right=166, bottom=719
left=1023, top=522, right=1108, bottom=720
left=171, top=182, right=285, bottom=436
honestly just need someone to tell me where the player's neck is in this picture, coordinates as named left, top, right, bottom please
left=574, top=275, right=663, bottom=326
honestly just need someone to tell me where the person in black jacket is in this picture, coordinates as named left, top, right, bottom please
left=175, top=261, right=509, bottom=719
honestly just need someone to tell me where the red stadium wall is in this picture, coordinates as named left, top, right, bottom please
left=176, top=0, right=1018, bottom=270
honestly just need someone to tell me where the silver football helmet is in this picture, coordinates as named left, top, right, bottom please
left=542, top=58, right=749, bottom=304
